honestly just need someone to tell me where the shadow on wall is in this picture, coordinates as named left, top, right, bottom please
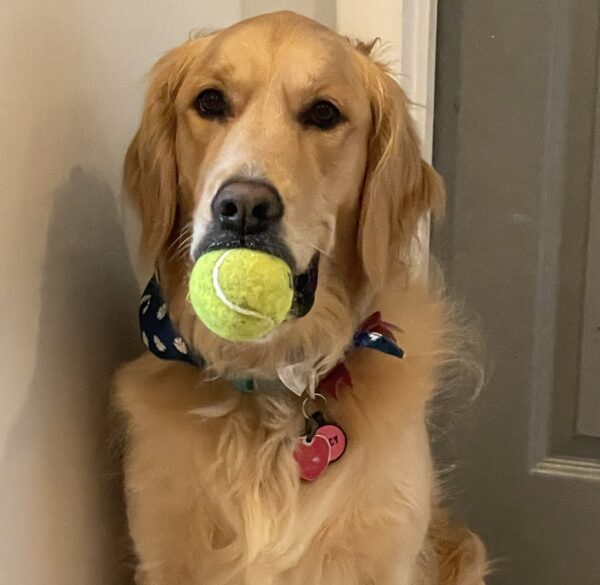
left=0, top=168, right=140, bottom=584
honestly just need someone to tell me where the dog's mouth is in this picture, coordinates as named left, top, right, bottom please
left=194, top=232, right=319, bottom=319
left=289, top=253, right=319, bottom=319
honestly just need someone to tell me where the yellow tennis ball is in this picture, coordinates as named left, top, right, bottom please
left=188, top=249, right=294, bottom=341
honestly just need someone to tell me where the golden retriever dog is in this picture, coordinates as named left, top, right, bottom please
left=114, top=11, right=487, bottom=585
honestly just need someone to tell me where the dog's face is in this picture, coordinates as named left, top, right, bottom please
left=182, top=21, right=371, bottom=274
left=125, top=12, right=444, bottom=375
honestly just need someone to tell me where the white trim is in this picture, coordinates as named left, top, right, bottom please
left=399, top=0, right=439, bottom=162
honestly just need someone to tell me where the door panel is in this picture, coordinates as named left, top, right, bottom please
left=433, top=1, right=600, bottom=583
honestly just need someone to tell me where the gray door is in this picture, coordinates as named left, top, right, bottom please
left=432, top=2, right=600, bottom=584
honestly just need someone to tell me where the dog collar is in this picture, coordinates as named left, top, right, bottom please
left=139, top=274, right=404, bottom=397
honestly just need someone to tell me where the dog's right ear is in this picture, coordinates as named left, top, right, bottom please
left=356, top=50, right=445, bottom=289
left=123, top=43, right=194, bottom=261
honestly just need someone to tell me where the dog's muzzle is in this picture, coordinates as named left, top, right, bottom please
left=193, top=180, right=319, bottom=319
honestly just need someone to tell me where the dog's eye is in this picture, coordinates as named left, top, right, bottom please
left=301, top=100, right=343, bottom=130
left=195, top=89, right=229, bottom=119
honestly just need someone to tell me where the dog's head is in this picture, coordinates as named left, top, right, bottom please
left=124, top=12, right=444, bottom=380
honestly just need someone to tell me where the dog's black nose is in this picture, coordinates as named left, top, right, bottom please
left=211, top=181, right=283, bottom=234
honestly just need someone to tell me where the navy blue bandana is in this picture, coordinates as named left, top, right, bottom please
left=139, top=275, right=204, bottom=368
left=139, top=275, right=404, bottom=394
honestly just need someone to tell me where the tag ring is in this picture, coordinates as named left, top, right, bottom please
left=301, top=393, right=327, bottom=420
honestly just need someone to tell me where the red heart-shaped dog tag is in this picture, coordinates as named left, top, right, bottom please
left=293, top=434, right=331, bottom=481
left=315, top=424, right=347, bottom=463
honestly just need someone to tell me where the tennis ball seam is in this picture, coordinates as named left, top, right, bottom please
left=212, top=250, right=275, bottom=327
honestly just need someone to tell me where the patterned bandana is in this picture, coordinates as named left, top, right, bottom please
left=140, top=275, right=203, bottom=367
left=139, top=274, right=405, bottom=397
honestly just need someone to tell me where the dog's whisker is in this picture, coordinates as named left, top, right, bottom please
left=177, top=233, right=193, bottom=250
left=171, top=242, right=189, bottom=260
left=284, top=233, right=336, bottom=262
left=170, top=223, right=192, bottom=246
left=167, top=223, right=193, bottom=254
left=168, top=231, right=194, bottom=261
left=173, top=237, right=194, bottom=260
left=309, top=242, right=334, bottom=261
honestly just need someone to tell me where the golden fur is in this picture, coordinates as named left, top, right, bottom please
left=115, top=11, right=487, bottom=584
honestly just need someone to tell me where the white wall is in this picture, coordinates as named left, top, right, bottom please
left=0, top=2, right=240, bottom=584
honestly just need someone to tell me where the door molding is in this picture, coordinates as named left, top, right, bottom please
left=525, top=0, right=600, bottom=480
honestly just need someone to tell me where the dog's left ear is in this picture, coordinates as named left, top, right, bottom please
left=123, top=42, right=194, bottom=262
left=358, top=60, right=445, bottom=289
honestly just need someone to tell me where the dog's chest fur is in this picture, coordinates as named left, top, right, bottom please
left=115, top=338, right=437, bottom=585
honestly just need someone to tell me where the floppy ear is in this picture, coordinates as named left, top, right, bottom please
left=123, top=43, right=193, bottom=261
left=358, top=60, right=445, bottom=289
